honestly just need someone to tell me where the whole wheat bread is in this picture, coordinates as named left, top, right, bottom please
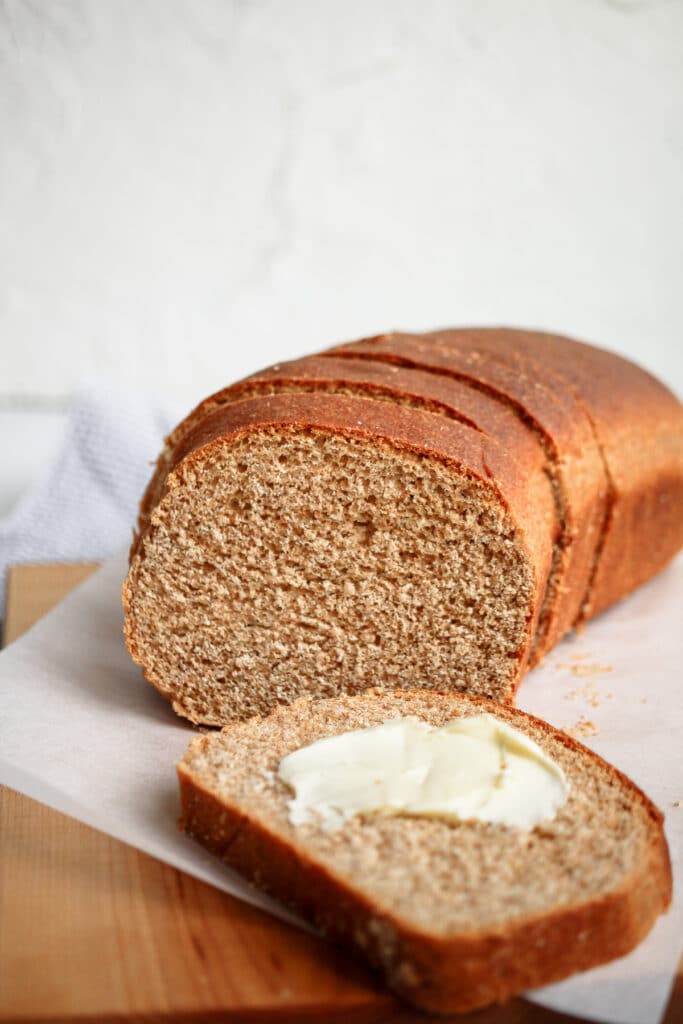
left=177, top=689, right=672, bottom=1015
left=125, top=393, right=553, bottom=723
left=124, top=328, right=683, bottom=725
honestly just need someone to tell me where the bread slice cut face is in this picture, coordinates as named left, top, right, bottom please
left=177, top=689, right=671, bottom=1015
left=124, top=394, right=554, bottom=724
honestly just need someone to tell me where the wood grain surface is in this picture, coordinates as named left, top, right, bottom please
left=0, top=564, right=679, bottom=1024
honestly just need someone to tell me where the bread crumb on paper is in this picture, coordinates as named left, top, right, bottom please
left=557, top=662, right=613, bottom=679
left=563, top=680, right=604, bottom=709
left=565, top=717, right=599, bottom=739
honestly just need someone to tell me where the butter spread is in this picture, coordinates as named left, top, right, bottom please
left=278, top=714, right=569, bottom=832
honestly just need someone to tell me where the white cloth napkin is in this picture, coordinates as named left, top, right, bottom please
left=0, top=387, right=180, bottom=616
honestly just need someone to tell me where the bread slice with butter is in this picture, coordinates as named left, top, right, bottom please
left=177, top=689, right=671, bottom=1015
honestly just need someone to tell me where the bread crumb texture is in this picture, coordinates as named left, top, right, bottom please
left=126, top=430, right=534, bottom=723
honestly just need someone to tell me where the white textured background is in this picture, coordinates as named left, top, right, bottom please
left=1, top=0, right=682, bottom=506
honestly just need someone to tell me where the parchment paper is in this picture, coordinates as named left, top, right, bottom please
left=1, top=550, right=681, bottom=1024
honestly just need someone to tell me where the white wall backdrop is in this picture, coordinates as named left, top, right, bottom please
left=1, top=0, right=682, bottom=406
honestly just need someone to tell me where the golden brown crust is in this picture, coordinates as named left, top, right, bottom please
left=433, top=328, right=683, bottom=619
left=177, top=690, right=672, bottom=1015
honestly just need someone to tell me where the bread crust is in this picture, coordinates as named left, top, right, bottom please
left=177, top=690, right=672, bottom=1015
left=428, top=328, right=683, bottom=619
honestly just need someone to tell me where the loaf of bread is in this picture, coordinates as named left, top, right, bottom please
left=177, top=689, right=672, bottom=1014
left=124, top=328, right=683, bottom=725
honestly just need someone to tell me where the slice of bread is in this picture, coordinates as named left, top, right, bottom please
left=124, top=393, right=555, bottom=724
left=177, top=690, right=672, bottom=1016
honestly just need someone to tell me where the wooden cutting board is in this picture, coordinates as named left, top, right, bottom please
left=0, top=564, right=680, bottom=1024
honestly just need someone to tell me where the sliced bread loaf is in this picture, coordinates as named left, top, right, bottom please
left=124, top=393, right=554, bottom=723
left=177, top=689, right=672, bottom=1015
left=125, top=328, right=683, bottom=725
